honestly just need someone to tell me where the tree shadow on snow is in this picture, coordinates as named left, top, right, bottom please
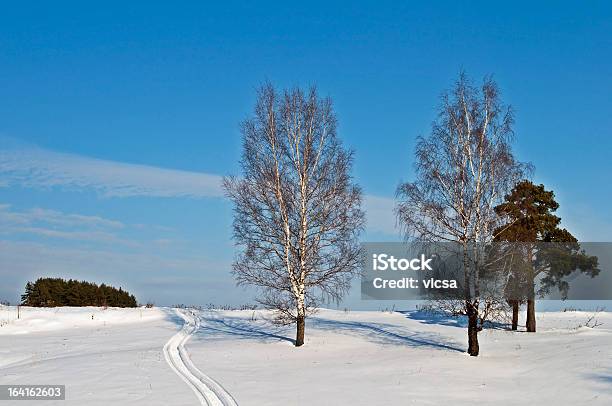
left=179, top=310, right=463, bottom=352
left=163, top=308, right=190, bottom=329
left=399, top=310, right=509, bottom=331
left=399, top=310, right=468, bottom=328
left=584, top=370, right=612, bottom=390
left=195, top=313, right=295, bottom=345
left=310, top=317, right=464, bottom=353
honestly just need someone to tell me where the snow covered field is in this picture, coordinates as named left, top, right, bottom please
left=0, top=306, right=190, bottom=405
left=1, top=305, right=611, bottom=405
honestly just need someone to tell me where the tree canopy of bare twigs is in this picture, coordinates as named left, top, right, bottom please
left=224, top=83, right=364, bottom=346
left=396, top=73, right=529, bottom=356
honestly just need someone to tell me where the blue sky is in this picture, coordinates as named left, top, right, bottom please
left=1, top=1, right=611, bottom=306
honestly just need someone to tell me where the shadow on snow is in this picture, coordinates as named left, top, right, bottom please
left=163, top=308, right=189, bottom=329
left=399, top=310, right=510, bottom=331
left=197, top=315, right=295, bottom=345
left=310, top=317, right=463, bottom=352
left=186, top=310, right=463, bottom=352
left=584, top=369, right=612, bottom=390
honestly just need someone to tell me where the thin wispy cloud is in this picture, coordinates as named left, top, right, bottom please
left=0, top=141, right=399, bottom=236
left=0, top=204, right=136, bottom=246
left=3, top=226, right=128, bottom=244
left=0, top=144, right=224, bottom=198
left=0, top=204, right=124, bottom=229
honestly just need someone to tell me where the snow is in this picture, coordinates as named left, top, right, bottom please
left=163, top=309, right=237, bottom=406
left=188, top=309, right=612, bottom=405
left=0, top=306, right=192, bottom=405
left=1, top=305, right=611, bottom=405
left=0, top=306, right=163, bottom=336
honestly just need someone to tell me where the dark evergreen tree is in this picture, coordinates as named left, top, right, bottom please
left=494, top=180, right=599, bottom=332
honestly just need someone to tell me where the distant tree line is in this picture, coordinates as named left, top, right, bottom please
left=21, top=278, right=137, bottom=307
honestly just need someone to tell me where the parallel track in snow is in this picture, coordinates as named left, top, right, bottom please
left=163, top=308, right=238, bottom=406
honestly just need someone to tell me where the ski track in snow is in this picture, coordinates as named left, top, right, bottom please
left=163, top=308, right=238, bottom=406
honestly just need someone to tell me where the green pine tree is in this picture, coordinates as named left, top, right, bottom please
left=494, top=180, right=599, bottom=332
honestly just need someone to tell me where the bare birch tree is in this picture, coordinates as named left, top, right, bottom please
left=396, top=73, right=528, bottom=356
left=224, top=83, right=364, bottom=347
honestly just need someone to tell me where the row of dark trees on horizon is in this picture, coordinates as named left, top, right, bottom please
left=225, top=72, right=600, bottom=356
left=21, top=277, right=137, bottom=308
